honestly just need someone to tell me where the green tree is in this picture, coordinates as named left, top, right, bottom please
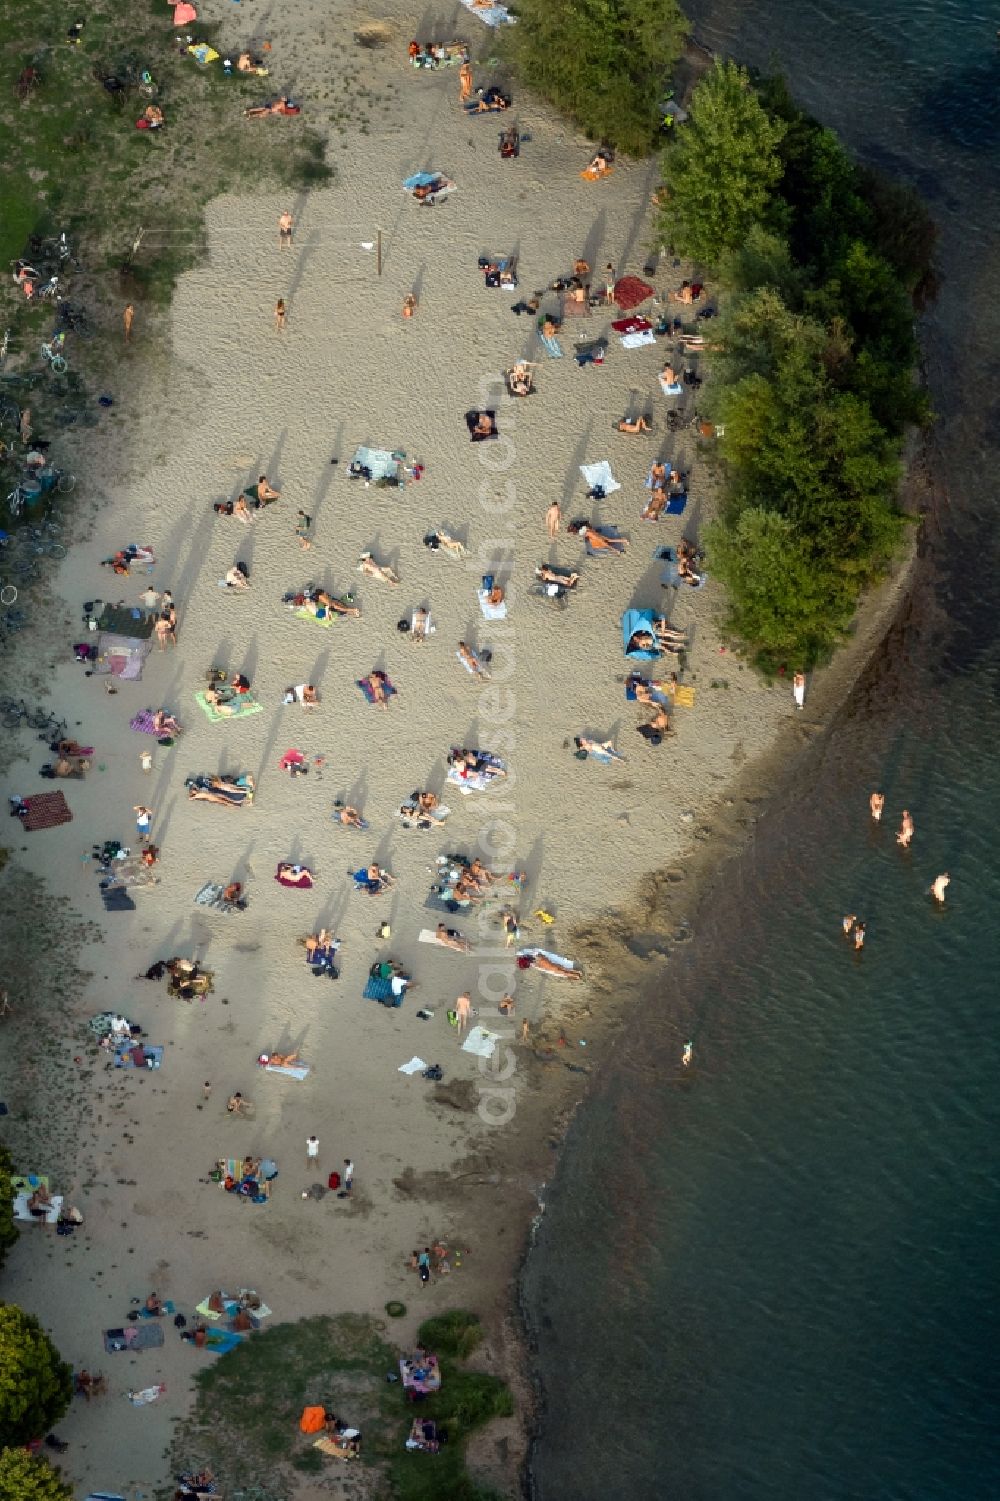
left=658, top=60, right=786, bottom=263
left=705, top=509, right=855, bottom=667
left=0, top=1148, right=18, bottom=1270
left=0, top=1307, right=72, bottom=1449
left=505, top=0, right=687, bottom=154
left=717, top=226, right=803, bottom=305
left=0, top=1448, right=72, bottom=1501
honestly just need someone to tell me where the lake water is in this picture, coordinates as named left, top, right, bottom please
left=523, top=1, right=1000, bottom=1496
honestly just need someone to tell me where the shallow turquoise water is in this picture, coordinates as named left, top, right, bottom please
left=524, top=2, right=1000, bottom=1496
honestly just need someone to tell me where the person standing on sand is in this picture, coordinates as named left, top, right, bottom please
left=295, top=510, right=312, bottom=549
left=546, top=500, right=561, bottom=539
left=274, top=298, right=286, bottom=330
left=342, top=1158, right=354, bottom=1195
left=459, top=60, right=473, bottom=103
left=306, top=1135, right=319, bottom=1169
left=930, top=873, right=950, bottom=904
left=455, top=992, right=471, bottom=1036
left=203, top=1081, right=212, bottom=1102
left=793, top=671, right=806, bottom=708
left=870, top=791, right=884, bottom=822
left=278, top=211, right=294, bottom=250
left=897, top=809, right=914, bottom=848
left=123, top=304, right=134, bottom=343
left=134, top=805, right=153, bottom=841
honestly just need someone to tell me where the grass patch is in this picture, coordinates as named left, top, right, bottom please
left=174, top=1311, right=512, bottom=1500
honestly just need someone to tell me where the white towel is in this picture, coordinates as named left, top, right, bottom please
left=398, top=1056, right=428, bottom=1075
left=580, top=460, right=621, bottom=495
left=462, top=1026, right=499, bottom=1059
left=478, top=591, right=508, bottom=620
left=458, top=0, right=517, bottom=25
left=620, top=329, right=657, bottom=349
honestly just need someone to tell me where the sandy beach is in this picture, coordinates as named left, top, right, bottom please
left=0, top=3, right=918, bottom=1495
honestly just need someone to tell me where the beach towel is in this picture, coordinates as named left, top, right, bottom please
left=348, top=445, right=401, bottom=484
left=174, top=2, right=197, bottom=24
left=398, top=1056, right=428, bottom=1074
left=419, top=927, right=463, bottom=947
left=585, top=528, right=627, bottom=557
left=194, top=690, right=264, bottom=723
left=461, top=1026, right=499, bottom=1059
left=204, top=1330, right=245, bottom=1355
left=402, top=173, right=456, bottom=202
left=478, top=590, right=507, bottom=620
left=357, top=675, right=397, bottom=704
left=581, top=165, right=615, bottom=181
left=17, top=791, right=72, bottom=832
left=458, top=0, right=516, bottom=25
left=275, top=865, right=314, bottom=889
left=622, top=608, right=661, bottom=661
left=129, top=710, right=159, bottom=734
left=104, top=1323, right=164, bottom=1353
left=13, top=1191, right=63, bottom=1224
left=101, top=886, right=136, bottom=912
left=364, top=974, right=404, bottom=1006
left=261, top=1061, right=310, bottom=1079
left=295, top=605, right=343, bottom=627
left=666, top=494, right=688, bottom=515
left=620, top=329, right=657, bottom=349
left=673, top=684, right=696, bottom=708
left=95, top=604, right=156, bottom=640
left=127, top=1384, right=166, bottom=1405
left=613, top=276, right=655, bottom=311
left=611, top=316, right=653, bottom=334
left=580, top=460, right=621, bottom=497
left=538, top=333, right=563, bottom=359
left=659, top=374, right=684, bottom=396
left=113, top=1042, right=163, bottom=1069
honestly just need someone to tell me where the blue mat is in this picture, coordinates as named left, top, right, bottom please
left=363, top=974, right=404, bottom=1007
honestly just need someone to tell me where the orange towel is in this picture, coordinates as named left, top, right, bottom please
left=300, top=1405, right=326, bottom=1434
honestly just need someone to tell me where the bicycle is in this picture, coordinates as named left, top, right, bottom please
left=0, top=582, right=17, bottom=606
left=0, top=698, right=53, bottom=731
left=0, top=328, right=8, bottom=365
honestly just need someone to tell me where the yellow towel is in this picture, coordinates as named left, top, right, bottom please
left=673, top=685, right=696, bottom=708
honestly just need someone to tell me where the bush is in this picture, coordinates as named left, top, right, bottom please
left=418, top=1309, right=484, bottom=1360
left=0, top=1449, right=72, bottom=1501
left=0, top=1307, right=73, bottom=1449
left=504, top=0, right=687, bottom=154
left=658, top=60, right=786, bottom=262
left=0, top=1147, right=18, bottom=1271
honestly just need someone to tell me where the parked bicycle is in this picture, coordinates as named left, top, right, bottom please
left=0, top=582, right=17, bottom=606
left=40, top=334, right=67, bottom=374
left=0, top=698, right=65, bottom=733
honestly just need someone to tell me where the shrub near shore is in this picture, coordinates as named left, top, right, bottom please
left=657, top=61, right=934, bottom=669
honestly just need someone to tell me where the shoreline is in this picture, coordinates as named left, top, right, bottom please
left=0, top=6, right=932, bottom=1495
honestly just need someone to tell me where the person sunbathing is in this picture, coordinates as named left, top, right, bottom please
left=203, top=685, right=241, bottom=715
left=362, top=669, right=394, bottom=707
left=416, top=791, right=441, bottom=815
left=423, top=529, right=465, bottom=558
left=244, top=95, right=300, bottom=118
left=650, top=460, right=667, bottom=490
left=653, top=619, right=689, bottom=653
left=232, top=496, right=254, bottom=524
left=507, top=361, right=535, bottom=396
left=188, top=777, right=253, bottom=805
left=660, top=364, right=683, bottom=394
left=642, top=488, right=667, bottom=522
left=412, top=175, right=454, bottom=201
left=498, top=124, right=519, bottom=158
left=472, top=411, right=497, bottom=438
left=486, top=583, right=505, bottom=607
left=522, top=952, right=583, bottom=980
left=225, top=565, right=250, bottom=589
left=357, top=551, right=400, bottom=586
left=276, top=862, right=313, bottom=886
left=236, top=51, right=268, bottom=74
left=222, top=882, right=243, bottom=904
left=333, top=801, right=367, bottom=829
left=143, top=104, right=164, bottom=129
left=284, top=683, right=319, bottom=706
left=466, top=857, right=494, bottom=889
left=457, top=640, right=491, bottom=680
left=617, top=413, right=652, bottom=434
left=638, top=706, right=672, bottom=743
left=304, top=929, right=333, bottom=959
left=255, top=474, right=280, bottom=504
left=535, top=563, right=579, bottom=589
left=568, top=521, right=629, bottom=553
left=436, top=922, right=471, bottom=952
left=574, top=735, right=626, bottom=762
left=411, top=606, right=432, bottom=642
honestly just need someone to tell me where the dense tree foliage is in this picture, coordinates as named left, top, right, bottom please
left=657, top=61, right=786, bottom=262
left=0, top=1148, right=17, bottom=1270
left=504, top=0, right=687, bottom=153
left=0, top=1308, right=72, bottom=1449
left=0, top=1448, right=72, bottom=1501
left=659, top=68, right=932, bottom=667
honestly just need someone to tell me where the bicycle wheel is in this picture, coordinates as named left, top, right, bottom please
left=28, top=708, right=52, bottom=731
left=57, top=471, right=75, bottom=493
left=3, top=708, right=25, bottom=729
left=45, top=542, right=67, bottom=560
left=0, top=584, right=16, bottom=605
left=49, top=355, right=68, bottom=375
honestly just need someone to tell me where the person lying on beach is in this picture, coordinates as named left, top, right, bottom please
left=506, top=361, right=536, bottom=397
left=574, top=735, right=626, bottom=763
left=244, top=95, right=301, bottom=118
left=423, top=530, right=465, bottom=558
left=677, top=550, right=703, bottom=586
left=470, top=85, right=511, bottom=112
left=410, top=606, right=433, bottom=642
left=304, top=928, right=339, bottom=961
left=291, top=587, right=361, bottom=618
left=233, top=496, right=254, bottom=524
left=411, top=175, right=455, bottom=202
left=333, top=800, right=368, bottom=829
left=641, top=488, right=668, bottom=522
left=276, top=862, right=314, bottom=888
left=283, top=683, right=319, bottom=707
left=568, top=520, right=629, bottom=554
left=519, top=952, right=583, bottom=980
left=617, top=413, right=652, bottom=434
left=357, top=551, right=400, bottom=586
left=53, top=737, right=93, bottom=759
left=660, top=363, right=684, bottom=395
left=187, top=774, right=254, bottom=805
left=436, top=922, right=471, bottom=953
left=637, top=706, right=672, bottom=744
left=224, top=564, right=250, bottom=590
left=457, top=640, right=491, bottom=681
left=261, top=1048, right=300, bottom=1067
left=535, top=564, right=579, bottom=589
left=360, top=669, right=394, bottom=708
left=354, top=862, right=395, bottom=895
left=669, top=280, right=703, bottom=304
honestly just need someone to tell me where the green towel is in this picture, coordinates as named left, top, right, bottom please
left=194, top=691, right=264, bottom=723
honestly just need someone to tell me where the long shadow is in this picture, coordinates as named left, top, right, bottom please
left=563, top=420, right=594, bottom=508
left=239, top=631, right=259, bottom=685
left=260, top=429, right=288, bottom=493
left=580, top=209, right=607, bottom=282
left=618, top=158, right=668, bottom=272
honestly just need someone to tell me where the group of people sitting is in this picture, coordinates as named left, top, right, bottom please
left=303, top=928, right=340, bottom=975
left=627, top=618, right=690, bottom=656
left=352, top=862, right=396, bottom=895
left=398, top=789, right=449, bottom=829
left=430, top=852, right=496, bottom=909
left=408, top=39, right=468, bottom=68
left=186, top=772, right=255, bottom=806
left=203, top=672, right=252, bottom=714
left=214, top=475, right=280, bottom=522
left=641, top=459, right=686, bottom=522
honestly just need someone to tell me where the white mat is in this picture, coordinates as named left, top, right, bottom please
left=398, top=1056, right=428, bottom=1075
left=458, top=0, right=517, bottom=25
left=462, top=1026, right=499, bottom=1059
left=620, top=329, right=657, bottom=349
left=580, top=461, right=621, bottom=495
left=478, top=590, right=508, bottom=620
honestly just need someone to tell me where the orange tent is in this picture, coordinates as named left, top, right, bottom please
left=299, top=1405, right=326, bottom=1434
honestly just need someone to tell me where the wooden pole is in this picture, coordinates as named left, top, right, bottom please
left=376, top=229, right=383, bottom=277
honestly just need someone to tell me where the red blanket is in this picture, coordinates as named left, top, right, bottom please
left=613, top=276, right=655, bottom=312
left=20, top=792, right=72, bottom=832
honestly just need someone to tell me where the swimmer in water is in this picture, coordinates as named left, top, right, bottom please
left=853, top=921, right=866, bottom=951
left=930, top=873, right=950, bottom=905
left=869, top=791, right=884, bottom=822
left=842, top=913, right=857, bottom=936
left=897, top=809, right=914, bottom=848
left=681, top=1041, right=692, bottom=1068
